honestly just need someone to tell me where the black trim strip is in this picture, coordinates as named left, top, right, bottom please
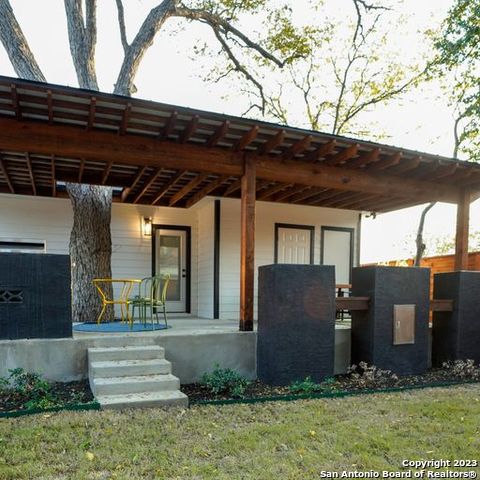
left=151, top=224, right=191, bottom=314
left=213, top=200, right=221, bottom=319
left=320, top=226, right=355, bottom=283
left=274, top=223, right=315, bottom=264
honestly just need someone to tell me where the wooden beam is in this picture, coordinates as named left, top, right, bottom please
left=0, top=118, right=465, bottom=203
left=180, top=115, right=199, bottom=144
left=0, top=156, right=14, bottom=193
left=289, top=187, right=327, bottom=204
left=426, top=163, right=458, bottom=181
left=454, top=189, right=470, bottom=270
left=78, top=158, right=85, bottom=182
left=305, top=140, right=336, bottom=163
left=236, top=126, right=259, bottom=151
left=122, top=165, right=149, bottom=202
left=86, top=96, right=96, bottom=131
left=186, top=175, right=230, bottom=208
left=325, top=144, right=358, bottom=166
left=152, top=170, right=185, bottom=205
left=207, top=121, right=230, bottom=147
left=51, top=155, right=56, bottom=197
left=119, top=103, right=131, bottom=135
left=274, top=185, right=308, bottom=202
left=25, top=153, right=36, bottom=195
left=159, top=111, right=177, bottom=140
left=133, top=168, right=163, bottom=204
left=169, top=173, right=209, bottom=206
left=240, top=155, right=256, bottom=331
left=391, top=156, right=421, bottom=174
left=259, top=129, right=285, bottom=155
left=347, top=148, right=380, bottom=168
left=283, top=135, right=312, bottom=159
left=336, top=296, right=369, bottom=311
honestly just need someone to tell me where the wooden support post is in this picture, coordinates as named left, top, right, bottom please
left=240, top=154, right=256, bottom=331
left=454, top=189, right=471, bottom=270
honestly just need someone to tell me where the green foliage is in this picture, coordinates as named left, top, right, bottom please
left=289, top=376, right=323, bottom=394
left=201, top=364, right=250, bottom=398
left=1, top=368, right=58, bottom=410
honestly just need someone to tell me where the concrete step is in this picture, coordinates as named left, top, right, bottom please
left=90, top=358, right=171, bottom=377
left=92, top=373, right=180, bottom=396
left=88, top=345, right=164, bottom=362
left=96, top=390, right=188, bottom=410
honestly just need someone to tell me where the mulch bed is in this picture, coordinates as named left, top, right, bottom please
left=182, top=367, right=480, bottom=402
left=0, top=380, right=94, bottom=413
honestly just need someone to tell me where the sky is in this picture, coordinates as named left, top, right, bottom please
left=0, top=0, right=477, bottom=264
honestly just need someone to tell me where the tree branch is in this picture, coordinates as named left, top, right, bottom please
left=114, top=0, right=129, bottom=53
left=64, top=0, right=98, bottom=89
left=0, top=0, right=46, bottom=81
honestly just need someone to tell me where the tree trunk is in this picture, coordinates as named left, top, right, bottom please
left=414, top=201, right=435, bottom=266
left=68, top=184, right=114, bottom=322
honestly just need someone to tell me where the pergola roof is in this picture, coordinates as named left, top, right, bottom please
left=0, top=75, right=479, bottom=212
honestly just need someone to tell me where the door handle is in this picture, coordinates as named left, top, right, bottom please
left=182, top=268, right=186, bottom=278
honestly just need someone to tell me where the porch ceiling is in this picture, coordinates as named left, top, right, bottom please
left=0, top=76, right=479, bottom=212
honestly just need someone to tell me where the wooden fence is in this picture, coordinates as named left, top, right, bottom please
left=370, top=251, right=480, bottom=297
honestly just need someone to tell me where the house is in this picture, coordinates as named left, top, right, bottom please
left=0, top=76, right=478, bottom=328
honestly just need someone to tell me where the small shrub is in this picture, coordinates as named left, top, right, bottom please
left=201, top=364, right=250, bottom=398
left=347, top=362, right=399, bottom=389
left=289, top=376, right=323, bottom=394
left=442, top=359, right=480, bottom=380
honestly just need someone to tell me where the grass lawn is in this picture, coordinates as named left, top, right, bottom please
left=0, top=385, right=479, bottom=479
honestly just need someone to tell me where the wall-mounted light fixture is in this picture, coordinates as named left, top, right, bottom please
left=142, top=216, right=152, bottom=236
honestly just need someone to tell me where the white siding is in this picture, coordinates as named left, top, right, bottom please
left=219, top=198, right=360, bottom=320
left=196, top=200, right=215, bottom=318
left=0, top=194, right=201, bottom=316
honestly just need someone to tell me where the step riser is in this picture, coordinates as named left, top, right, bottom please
left=88, top=349, right=164, bottom=362
left=100, top=395, right=188, bottom=410
left=93, top=377, right=180, bottom=396
left=91, top=363, right=171, bottom=377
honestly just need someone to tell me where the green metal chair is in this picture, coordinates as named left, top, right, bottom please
left=131, top=275, right=170, bottom=328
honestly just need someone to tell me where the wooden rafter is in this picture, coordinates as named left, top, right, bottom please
left=207, top=121, right=230, bottom=147
left=10, top=84, right=21, bottom=120
left=25, top=153, right=36, bottom=195
left=325, top=144, right=359, bottom=166
left=274, top=185, right=309, bottom=202
left=338, top=193, right=379, bottom=210
left=235, top=126, right=259, bottom=151
left=47, top=90, right=53, bottom=124
left=0, top=156, right=14, bottom=193
left=119, top=103, right=132, bottom=136
left=133, top=168, right=163, bottom=204
left=180, top=115, right=199, bottom=144
left=283, top=135, right=312, bottom=159
left=289, top=187, right=328, bottom=204
left=259, top=129, right=285, bottom=155
left=86, top=96, right=96, bottom=131
left=159, top=111, right=177, bottom=140
left=392, top=156, right=421, bottom=174
left=347, top=148, right=380, bottom=168
left=186, top=175, right=230, bottom=208
left=152, top=170, right=185, bottom=205
left=257, top=183, right=288, bottom=201
left=309, top=189, right=344, bottom=206
left=121, top=165, right=149, bottom=202
left=78, top=158, right=85, bottom=182
left=323, top=191, right=365, bottom=208
left=101, top=161, right=113, bottom=184
left=169, top=172, right=209, bottom=206
left=428, top=163, right=458, bottom=180
left=51, top=155, right=56, bottom=197
left=305, top=140, right=336, bottom=163
left=367, top=152, right=402, bottom=171
left=224, top=179, right=241, bottom=196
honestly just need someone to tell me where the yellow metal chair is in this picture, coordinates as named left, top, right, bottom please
left=92, top=278, right=140, bottom=327
left=131, top=275, right=170, bottom=328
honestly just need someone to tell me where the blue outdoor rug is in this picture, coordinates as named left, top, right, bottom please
left=73, top=322, right=169, bottom=332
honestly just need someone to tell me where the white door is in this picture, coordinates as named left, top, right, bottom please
left=155, top=229, right=187, bottom=312
left=276, top=226, right=313, bottom=264
left=322, top=227, right=353, bottom=284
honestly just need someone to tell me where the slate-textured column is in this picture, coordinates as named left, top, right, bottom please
left=351, top=266, right=429, bottom=375
left=432, top=271, right=480, bottom=365
left=257, top=264, right=335, bottom=385
left=0, top=253, right=72, bottom=339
